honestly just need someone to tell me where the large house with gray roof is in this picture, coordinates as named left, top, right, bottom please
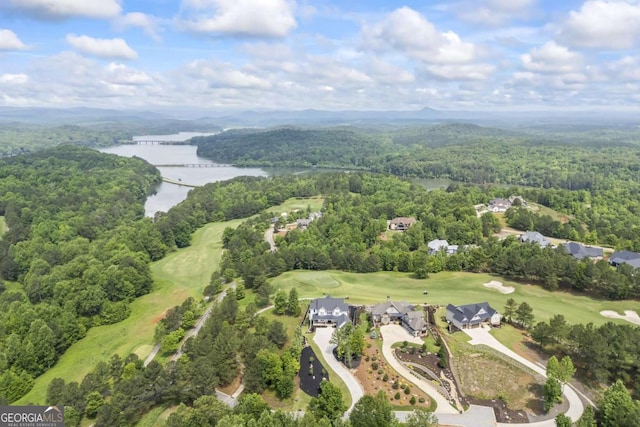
left=609, top=250, right=640, bottom=269
left=308, top=296, right=351, bottom=329
left=561, top=242, right=603, bottom=260
left=371, top=300, right=427, bottom=337
left=446, top=302, right=500, bottom=330
left=520, top=231, right=552, bottom=247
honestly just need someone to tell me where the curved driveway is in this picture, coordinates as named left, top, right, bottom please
left=464, top=326, right=585, bottom=426
left=313, top=327, right=364, bottom=416
left=380, top=325, right=461, bottom=415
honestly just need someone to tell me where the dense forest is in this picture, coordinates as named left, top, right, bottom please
left=0, top=146, right=163, bottom=402
left=0, top=119, right=222, bottom=157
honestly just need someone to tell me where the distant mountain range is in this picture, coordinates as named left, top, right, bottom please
left=1, top=106, right=639, bottom=129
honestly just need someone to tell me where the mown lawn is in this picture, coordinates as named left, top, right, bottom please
left=18, top=219, right=244, bottom=405
left=269, top=270, right=640, bottom=326
left=266, top=196, right=325, bottom=214
left=0, top=216, right=6, bottom=238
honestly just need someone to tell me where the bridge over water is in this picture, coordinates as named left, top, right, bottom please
left=153, top=163, right=231, bottom=168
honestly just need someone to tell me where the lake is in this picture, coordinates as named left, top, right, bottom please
left=99, top=142, right=270, bottom=217
left=100, top=134, right=459, bottom=217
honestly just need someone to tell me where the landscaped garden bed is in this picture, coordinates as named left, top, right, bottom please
left=299, top=346, right=328, bottom=397
left=354, top=336, right=433, bottom=409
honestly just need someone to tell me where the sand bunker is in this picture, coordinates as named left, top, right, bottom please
left=600, top=310, right=640, bottom=325
left=483, top=280, right=515, bottom=294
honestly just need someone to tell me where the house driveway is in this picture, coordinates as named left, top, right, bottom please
left=464, top=326, right=585, bottom=426
left=379, top=325, right=459, bottom=415
left=313, top=327, right=364, bottom=415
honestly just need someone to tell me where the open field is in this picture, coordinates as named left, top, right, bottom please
left=266, top=196, right=325, bottom=214
left=269, top=270, right=640, bottom=326
left=0, top=216, right=6, bottom=237
left=17, top=219, right=244, bottom=405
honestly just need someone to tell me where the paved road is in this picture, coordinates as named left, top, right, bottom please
left=464, top=326, right=585, bottom=426
left=379, top=325, right=460, bottom=415
left=264, top=225, right=277, bottom=252
left=313, top=327, right=364, bottom=416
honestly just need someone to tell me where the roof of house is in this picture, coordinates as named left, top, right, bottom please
left=520, top=231, right=551, bottom=246
left=489, top=198, right=511, bottom=207
left=561, top=242, right=603, bottom=259
left=610, top=250, right=640, bottom=268
left=390, top=217, right=417, bottom=225
left=446, top=302, right=497, bottom=325
left=371, top=301, right=412, bottom=317
left=310, top=296, right=349, bottom=313
left=428, top=239, right=449, bottom=251
left=403, top=310, right=427, bottom=331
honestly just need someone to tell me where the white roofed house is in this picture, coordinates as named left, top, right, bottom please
left=427, top=239, right=459, bottom=255
left=308, top=296, right=351, bottom=329
left=520, top=231, right=552, bottom=247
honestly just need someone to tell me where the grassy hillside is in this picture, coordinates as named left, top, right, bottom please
left=269, top=270, right=640, bottom=326
left=0, top=216, right=6, bottom=238
left=18, top=219, right=243, bottom=405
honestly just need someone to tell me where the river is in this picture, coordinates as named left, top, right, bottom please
left=100, top=135, right=457, bottom=217
left=99, top=142, right=270, bottom=217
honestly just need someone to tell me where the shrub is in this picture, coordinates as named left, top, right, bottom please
left=410, top=396, right=416, bottom=405
left=365, top=356, right=370, bottom=362
left=383, top=373, right=389, bottom=382
left=402, top=340, right=408, bottom=348
left=404, top=386, right=411, bottom=395
left=392, top=382, right=399, bottom=390
left=371, top=362, right=379, bottom=370
left=372, top=356, right=377, bottom=361
left=418, top=397, right=426, bottom=403
left=421, top=343, right=427, bottom=352
left=409, top=346, right=416, bottom=354
left=367, top=343, right=372, bottom=348
left=394, top=392, right=401, bottom=400
left=378, top=369, right=383, bottom=375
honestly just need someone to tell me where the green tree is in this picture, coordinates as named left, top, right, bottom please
left=515, top=302, right=535, bottom=328
left=546, top=355, right=560, bottom=379
left=600, top=380, right=640, bottom=427
left=308, top=380, right=347, bottom=422
left=576, top=406, right=597, bottom=427
left=555, top=413, right=572, bottom=427
left=274, top=290, right=287, bottom=315
left=286, top=288, right=301, bottom=316
left=504, top=298, right=517, bottom=323
left=85, top=391, right=104, bottom=419
left=404, top=408, right=437, bottom=426
left=350, top=391, right=398, bottom=427
left=544, top=377, right=562, bottom=412
left=558, top=356, right=576, bottom=389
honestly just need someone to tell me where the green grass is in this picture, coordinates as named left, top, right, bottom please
left=269, top=270, right=640, bottom=326
left=307, top=332, right=353, bottom=409
left=266, top=196, right=325, bottom=214
left=135, top=405, right=177, bottom=427
left=17, top=219, right=244, bottom=405
left=0, top=216, right=6, bottom=238
left=258, top=305, right=306, bottom=350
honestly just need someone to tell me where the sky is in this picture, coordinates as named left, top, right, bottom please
left=1, top=0, right=640, bottom=111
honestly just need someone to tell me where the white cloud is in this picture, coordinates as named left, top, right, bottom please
left=0, top=73, right=29, bottom=84
left=425, top=63, right=495, bottom=81
left=6, top=0, right=121, bottom=19
left=178, top=0, right=297, bottom=37
left=521, top=42, right=584, bottom=74
left=113, top=12, right=162, bottom=41
left=185, top=59, right=272, bottom=89
left=366, top=57, right=415, bottom=84
left=363, top=7, right=478, bottom=64
left=66, top=34, right=138, bottom=60
left=0, top=29, right=27, bottom=50
left=558, top=0, right=640, bottom=49
left=457, top=0, right=538, bottom=26
left=603, top=55, right=640, bottom=81
left=105, top=63, right=153, bottom=86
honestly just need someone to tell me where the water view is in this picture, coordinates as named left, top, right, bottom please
left=99, top=139, right=269, bottom=217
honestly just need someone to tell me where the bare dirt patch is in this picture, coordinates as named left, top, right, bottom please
left=152, top=312, right=167, bottom=324
left=600, top=310, right=640, bottom=325
left=219, top=374, right=242, bottom=396
left=353, top=337, right=432, bottom=409
left=483, top=280, right=515, bottom=294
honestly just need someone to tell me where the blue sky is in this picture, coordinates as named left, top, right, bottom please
left=0, top=0, right=639, bottom=111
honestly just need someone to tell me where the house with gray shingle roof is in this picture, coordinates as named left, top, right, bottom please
left=446, top=302, right=500, bottom=330
left=371, top=300, right=412, bottom=325
left=520, top=231, right=552, bottom=247
left=609, top=250, right=640, bottom=269
left=402, top=310, right=428, bottom=337
left=561, top=242, right=603, bottom=260
left=308, top=296, right=350, bottom=329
